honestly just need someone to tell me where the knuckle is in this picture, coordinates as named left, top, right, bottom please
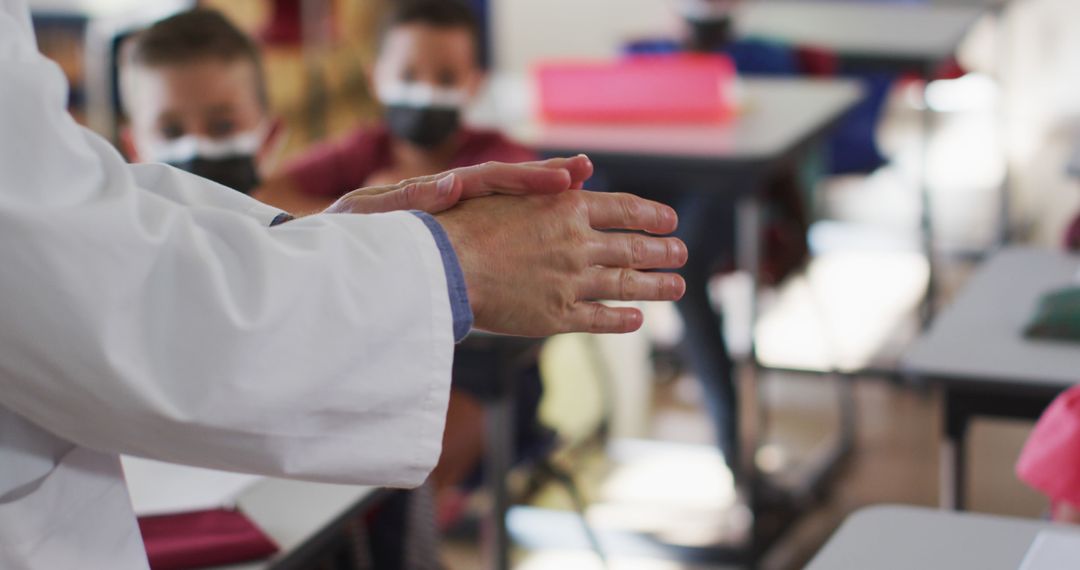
left=617, top=193, right=643, bottom=222
left=395, top=184, right=417, bottom=208
left=630, top=235, right=648, bottom=266
left=562, top=190, right=587, bottom=211
left=618, top=268, right=637, bottom=300
left=589, top=304, right=609, bottom=333
left=556, top=192, right=590, bottom=227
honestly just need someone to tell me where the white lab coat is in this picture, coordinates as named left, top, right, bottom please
left=0, top=1, right=454, bottom=568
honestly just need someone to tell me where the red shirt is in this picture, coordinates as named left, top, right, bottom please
left=283, top=124, right=537, bottom=198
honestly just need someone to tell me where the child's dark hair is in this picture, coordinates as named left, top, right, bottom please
left=123, top=9, right=268, bottom=108
left=381, top=0, right=481, bottom=62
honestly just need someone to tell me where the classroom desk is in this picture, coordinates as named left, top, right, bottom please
left=217, top=479, right=381, bottom=570
left=124, top=458, right=382, bottom=569
left=1068, top=134, right=1080, bottom=179
left=903, top=247, right=1080, bottom=510
left=472, top=76, right=864, bottom=564
left=805, top=505, right=1080, bottom=570
left=474, top=75, right=862, bottom=464
left=736, top=1, right=985, bottom=73
left=735, top=0, right=990, bottom=320
left=459, top=333, right=547, bottom=570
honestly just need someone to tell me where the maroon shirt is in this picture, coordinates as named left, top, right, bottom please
left=283, top=124, right=537, bottom=198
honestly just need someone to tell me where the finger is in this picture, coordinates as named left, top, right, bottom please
left=453, top=162, right=572, bottom=198
left=583, top=192, right=678, bottom=235
left=588, top=233, right=688, bottom=270
left=579, top=268, right=686, bottom=302
left=340, top=174, right=462, bottom=214
left=525, top=155, right=593, bottom=189
left=564, top=303, right=644, bottom=334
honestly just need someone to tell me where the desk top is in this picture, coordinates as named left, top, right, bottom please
left=903, top=247, right=1080, bottom=389
left=806, top=505, right=1076, bottom=570
left=470, top=76, right=863, bottom=166
left=735, top=1, right=985, bottom=66
left=29, top=0, right=191, bottom=18
left=1068, top=135, right=1080, bottom=179
left=217, top=479, right=378, bottom=570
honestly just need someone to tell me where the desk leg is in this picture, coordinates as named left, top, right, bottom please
left=483, top=347, right=515, bottom=570
left=939, top=387, right=967, bottom=511
left=919, top=78, right=938, bottom=327
left=673, top=193, right=740, bottom=470
left=993, top=6, right=1014, bottom=245
left=736, top=196, right=763, bottom=485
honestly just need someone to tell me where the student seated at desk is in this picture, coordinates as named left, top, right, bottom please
left=254, top=0, right=550, bottom=561
left=119, top=7, right=549, bottom=566
left=118, top=10, right=281, bottom=194
left=254, top=0, right=534, bottom=212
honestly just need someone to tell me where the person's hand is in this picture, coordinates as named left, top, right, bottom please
left=322, top=156, right=593, bottom=215
left=436, top=191, right=688, bottom=336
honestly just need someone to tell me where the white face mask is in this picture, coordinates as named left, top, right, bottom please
left=376, top=81, right=468, bottom=110
left=147, top=124, right=269, bottom=195
left=145, top=124, right=268, bottom=165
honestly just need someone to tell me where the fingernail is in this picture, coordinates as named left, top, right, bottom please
left=626, top=310, right=643, bottom=331
left=437, top=174, right=455, bottom=197
left=673, top=276, right=686, bottom=299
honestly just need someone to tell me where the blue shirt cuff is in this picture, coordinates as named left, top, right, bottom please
left=411, top=212, right=473, bottom=342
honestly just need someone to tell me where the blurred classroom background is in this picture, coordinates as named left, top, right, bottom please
left=28, top=0, right=1080, bottom=568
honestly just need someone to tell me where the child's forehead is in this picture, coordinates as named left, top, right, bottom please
left=380, top=23, right=478, bottom=64
left=134, top=59, right=260, bottom=97
left=127, top=58, right=264, bottom=118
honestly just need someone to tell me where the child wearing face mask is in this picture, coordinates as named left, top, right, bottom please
left=118, top=6, right=547, bottom=567
left=256, top=2, right=548, bottom=564
left=119, top=9, right=283, bottom=196
left=255, top=0, right=534, bottom=213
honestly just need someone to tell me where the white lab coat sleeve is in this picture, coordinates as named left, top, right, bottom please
left=129, top=162, right=290, bottom=226
left=0, top=1, right=453, bottom=488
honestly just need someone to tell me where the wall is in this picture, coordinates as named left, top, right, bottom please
left=489, top=0, right=682, bottom=74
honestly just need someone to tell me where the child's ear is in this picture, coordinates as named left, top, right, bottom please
left=257, top=117, right=289, bottom=176
left=119, top=126, right=140, bottom=162
left=363, top=62, right=379, bottom=99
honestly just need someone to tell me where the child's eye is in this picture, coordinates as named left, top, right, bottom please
left=207, top=120, right=236, bottom=138
left=160, top=124, right=184, bottom=140
left=436, top=70, right=459, bottom=87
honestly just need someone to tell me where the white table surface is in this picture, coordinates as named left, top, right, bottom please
left=214, top=479, right=377, bottom=570
left=735, top=1, right=985, bottom=63
left=903, top=247, right=1080, bottom=389
left=1068, top=135, right=1080, bottom=179
left=806, top=505, right=1078, bottom=570
left=28, top=0, right=191, bottom=18
left=470, top=75, right=863, bottom=164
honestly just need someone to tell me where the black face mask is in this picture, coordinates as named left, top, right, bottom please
left=385, top=105, right=461, bottom=149
left=169, top=155, right=261, bottom=195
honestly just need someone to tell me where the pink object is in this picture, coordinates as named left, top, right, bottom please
left=535, top=55, right=737, bottom=124
left=283, top=124, right=536, bottom=199
left=1017, top=385, right=1080, bottom=509
left=1063, top=213, right=1080, bottom=251
left=139, top=508, right=278, bottom=570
